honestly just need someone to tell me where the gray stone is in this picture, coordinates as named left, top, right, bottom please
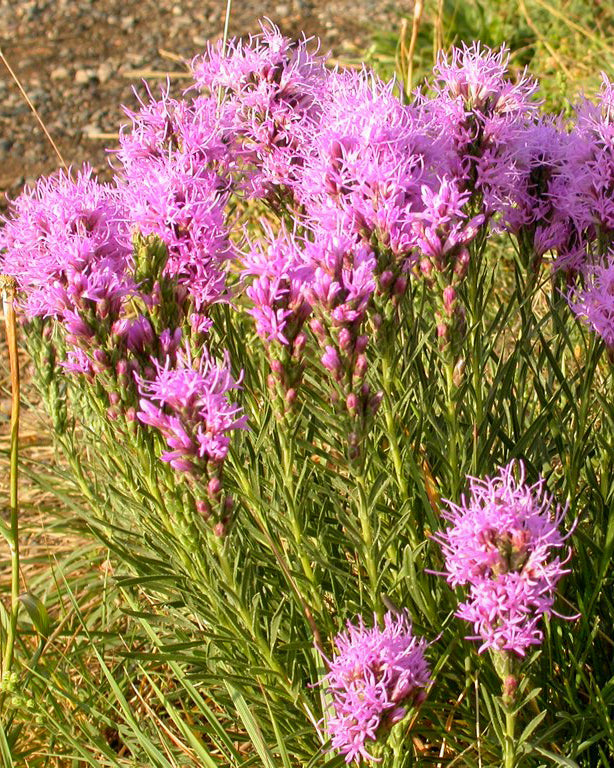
left=74, top=68, right=97, bottom=85
left=97, top=62, right=114, bottom=84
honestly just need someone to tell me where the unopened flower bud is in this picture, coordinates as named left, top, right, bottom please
left=322, top=346, right=341, bottom=374
left=208, top=477, right=222, bottom=498
left=354, top=354, right=368, bottom=379
left=106, top=407, right=119, bottom=421
left=346, top=393, right=358, bottom=412
left=454, top=248, right=470, bottom=278
left=370, top=391, right=384, bottom=413
left=393, top=276, right=407, bottom=296
left=294, top=331, right=307, bottom=354
left=310, top=318, right=326, bottom=339
left=355, top=335, right=368, bottom=354
left=270, top=358, right=283, bottom=376
left=380, top=270, right=394, bottom=290
left=443, top=285, right=456, bottom=315
left=285, top=388, right=297, bottom=406
left=196, top=499, right=211, bottom=519
left=348, top=432, right=360, bottom=460
left=338, top=327, right=352, bottom=350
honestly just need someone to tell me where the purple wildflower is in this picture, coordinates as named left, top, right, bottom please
left=240, top=225, right=312, bottom=405
left=570, top=254, right=614, bottom=352
left=550, top=74, right=614, bottom=267
left=137, top=348, right=247, bottom=472
left=191, top=20, right=329, bottom=198
left=435, top=461, right=574, bottom=656
left=118, top=88, right=232, bottom=312
left=321, top=611, right=430, bottom=764
left=422, top=43, right=539, bottom=218
left=0, top=166, right=132, bottom=320
left=297, top=68, right=434, bottom=262
left=242, top=225, right=312, bottom=345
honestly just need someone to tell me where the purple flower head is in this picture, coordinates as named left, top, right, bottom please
left=422, top=44, right=539, bottom=218
left=570, top=254, right=614, bottom=351
left=242, top=225, right=312, bottom=345
left=112, top=314, right=155, bottom=355
left=504, top=118, right=571, bottom=237
left=558, top=74, right=614, bottom=246
left=61, top=346, right=95, bottom=376
left=119, top=152, right=231, bottom=311
left=118, top=85, right=231, bottom=174
left=192, top=20, right=330, bottom=196
left=0, top=166, right=132, bottom=320
left=432, top=43, right=539, bottom=116
left=435, top=461, right=574, bottom=656
left=117, top=87, right=233, bottom=311
left=321, top=611, right=430, bottom=763
left=137, top=347, right=247, bottom=472
left=297, top=69, right=435, bottom=260
left=412, top=177, right=483, bottom=268
left=305, top=233, right=376, bottom=324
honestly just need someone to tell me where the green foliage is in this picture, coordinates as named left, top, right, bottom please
left=2, top=224, right=612, bottom=765
left=2, top=4, right=614, bottom=765
left=366, top=0, right=614, bottom=110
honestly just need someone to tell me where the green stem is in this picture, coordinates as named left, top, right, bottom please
left=211, top=534, right=316, bottom=720
left=504, top=704, right=516, bottom=768
left=381, top=353, right=419, bottom=549
left=355, top=473, right=381, bottom=618
left=381, top=354, right=406, bottom=495
left=1, top=281, right=20, bottom=681
left=468, top=256, right=483, bottom=476
left=278, top=424, right=322, bottom=610
left=444, top=358, right=460, bottom=496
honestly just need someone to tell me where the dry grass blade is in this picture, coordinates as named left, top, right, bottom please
left=0, top=48, right=67, bottom=171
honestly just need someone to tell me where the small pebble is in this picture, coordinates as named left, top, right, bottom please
left=74, top=68, right=97, bottom=85
left=50, top=66, right=69, bottom=81
left=97, top=62, right=114, bottom=84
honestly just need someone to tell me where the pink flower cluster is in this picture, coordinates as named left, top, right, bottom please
left=570, top=252, right=614, bottom=354
left=435, top=461, right=574, bottom=656
left=1, top=21, right=613, bottom=523
left=321, top=611, right=430, bottom=763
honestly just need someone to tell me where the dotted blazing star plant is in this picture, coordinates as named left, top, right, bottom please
left=1, top=21, right=613, bottom=767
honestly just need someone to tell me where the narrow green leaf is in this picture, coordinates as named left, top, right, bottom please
left=533, top=746, right=580, bottom=767
left=18, top=591, right=52, bottom=640
left=517, top=710, right=547, bottom=745
left=225, top=681, right=277, bottom=768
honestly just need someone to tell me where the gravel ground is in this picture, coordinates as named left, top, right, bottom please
left=0, top=0, right=404, bottom=209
